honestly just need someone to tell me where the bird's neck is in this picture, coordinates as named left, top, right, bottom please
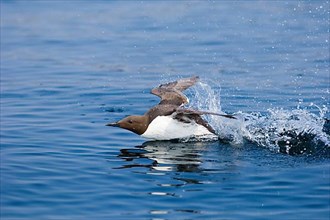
left=132, top=115, right=149, bottom=135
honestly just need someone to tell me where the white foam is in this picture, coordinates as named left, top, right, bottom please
left=187, top=81, right=330, bottom=154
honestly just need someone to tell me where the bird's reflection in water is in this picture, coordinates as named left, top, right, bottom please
left=116, top=140, right=237, bottom=173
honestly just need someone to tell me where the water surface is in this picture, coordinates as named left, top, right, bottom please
left=1, top=1, right=329, bottom=219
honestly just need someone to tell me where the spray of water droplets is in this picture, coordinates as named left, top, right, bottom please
left=187, top=81, right=330, bottom=156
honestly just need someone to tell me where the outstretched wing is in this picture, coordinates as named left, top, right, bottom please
left=156, top=76, right=199, bottom=91
left=151, top=76, right=199, bottom=106
left=176, top=108, right=237, bottom=119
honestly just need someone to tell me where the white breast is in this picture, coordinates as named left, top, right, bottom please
left=141, top=115, right=216, bottom=141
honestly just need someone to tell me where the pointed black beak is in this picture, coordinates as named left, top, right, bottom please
left=106, top=122, right=119, bottom=127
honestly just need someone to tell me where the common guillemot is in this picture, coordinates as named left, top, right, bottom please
left=106, top=76, right=235, bottom=141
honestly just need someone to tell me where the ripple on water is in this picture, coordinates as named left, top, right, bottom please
left=1, top=1, right=329, bottom=219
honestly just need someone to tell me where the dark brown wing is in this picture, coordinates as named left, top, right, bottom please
left=151, top=76, right=199, bottom=106
left=176, top=108, right=237, bottom=119
left=156, top=76, right=199, bottom=91
left=173, top=113, right=216, bottom=134
left=172, top=108, right=236, bottom=135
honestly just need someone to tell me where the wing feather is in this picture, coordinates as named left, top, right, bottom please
left=175, top=108, right=237, bottom=119
left=151, top=76, right=199, bottom=106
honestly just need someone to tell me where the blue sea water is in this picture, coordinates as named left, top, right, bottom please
left=1, top=1, right=329, bottom=219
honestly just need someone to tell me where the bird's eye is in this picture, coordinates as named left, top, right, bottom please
left=128, top=120, right=133, bottom=124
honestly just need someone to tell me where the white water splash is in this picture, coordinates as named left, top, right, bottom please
left=241, top=107, right=329, bottom=153
left=188, top=81, right=330, bottom=155
left=187, top=81, right=245, bottom=145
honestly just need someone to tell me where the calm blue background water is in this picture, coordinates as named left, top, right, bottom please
left=1, top=1, right=329, bottom=219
